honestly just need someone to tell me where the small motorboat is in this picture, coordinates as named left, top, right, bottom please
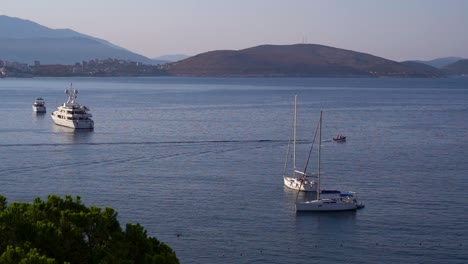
left=32, top=97, right=46, bottom=112
left=333, top=134, right=346, bottom=142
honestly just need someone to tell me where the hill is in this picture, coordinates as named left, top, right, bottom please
left=442, top=59, right=468, bottom=76
left=0, top=15, right=164, bottom=65
left=166, top=44, right=443, bottom=77
left=400, top=61, right=446, bottom=77
left=412, top=57, right=464, bottom=68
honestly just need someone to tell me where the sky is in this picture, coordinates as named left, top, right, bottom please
left=2, top=0, right=468, bottom=61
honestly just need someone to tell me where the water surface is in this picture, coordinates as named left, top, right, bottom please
left=1, top=77, right=467, bottom=263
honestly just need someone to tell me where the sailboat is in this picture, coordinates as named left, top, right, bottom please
left=296, top=111, right=364, bottom=212
left=283, top=95, right=318, bottom=192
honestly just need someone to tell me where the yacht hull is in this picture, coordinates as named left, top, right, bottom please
left=32, top=106, right=46, bottom=112
left=51, top=113, right=94, bottom=129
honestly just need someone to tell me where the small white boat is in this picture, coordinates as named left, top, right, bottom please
left=295, top=111, right=364, bottom=212
left=32, top=97, right=46, bottom=112
left=283, top=95, right=318, bottom=192
left=51, top=84, right=94, bottom=129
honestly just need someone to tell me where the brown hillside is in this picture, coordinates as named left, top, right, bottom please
left=166, top=44, right=443, bottom=77
left=442, top=59, right=468, bottom=76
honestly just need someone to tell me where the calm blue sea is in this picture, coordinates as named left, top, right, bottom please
left=1, top=77, right=467, bottom=263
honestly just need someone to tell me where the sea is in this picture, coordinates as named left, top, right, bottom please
left=1, top=77, right=467, bottom=264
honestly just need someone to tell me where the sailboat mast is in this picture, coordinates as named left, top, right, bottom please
left=317, top=111, right=322, bottom=200
left=293, top=95, right=297, bottom=176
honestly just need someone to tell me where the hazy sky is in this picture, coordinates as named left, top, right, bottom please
left=2, top=0, right=468, bottom=61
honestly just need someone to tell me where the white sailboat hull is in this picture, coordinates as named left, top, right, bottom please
left=283, top=176, right=317, bottom=192
left=296, top=199, right=358, bottom=212
left=51, top=113, right=94, bottom=129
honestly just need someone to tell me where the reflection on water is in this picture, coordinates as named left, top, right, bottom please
left=296, top=209, right=357, bottom=221
left=32, top=111, right=46, bottom=122
left=51, top=125, right=94, bottom=144
left=295, top=209, right=358, bottom=246
left=294, top=210, right=358, bottom=261
left=34, top=112, right=47, bottom=117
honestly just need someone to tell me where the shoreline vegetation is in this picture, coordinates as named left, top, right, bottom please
left=0, top=194, right=179, bottom=264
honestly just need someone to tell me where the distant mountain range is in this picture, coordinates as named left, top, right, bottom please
left=400, top=61, right=446, bottom=76
left=153, top=54, right=190, bottom=62
left=405, top=57, right=468, bottom=76
left=2, top=15, right=467, bottom=77
left=410, top=57, right=465, bottom=68
left=441, top=59, right=468, bottom=75
left=165, top=44, right=446, bottom=77
left=0, top=15, right=165, bottom=65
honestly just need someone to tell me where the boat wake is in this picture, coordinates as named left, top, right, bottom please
left=0, top=139, right=285, bottom=176
left=0, top=139, right=285, bottom=148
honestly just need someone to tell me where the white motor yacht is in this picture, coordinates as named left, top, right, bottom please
left=51, top=86, right=94, bottom=129
left=32, top=97, right=46, bottom=112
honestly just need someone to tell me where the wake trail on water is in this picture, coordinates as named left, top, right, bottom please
left=0, top=140, right=285, bottom=176
left=0, top=139, right=294, bottom=148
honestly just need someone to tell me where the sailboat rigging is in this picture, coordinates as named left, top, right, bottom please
left=295, top=111, right=364, bottom=212
left=282, top=95, right=318, bottom=192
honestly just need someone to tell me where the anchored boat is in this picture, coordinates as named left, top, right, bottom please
left=51, top=84, right=94, bottom=129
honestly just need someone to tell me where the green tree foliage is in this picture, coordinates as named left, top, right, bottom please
left=0, top=195, right=179, bottom=264
left=0, top=244, right=57, bottom=264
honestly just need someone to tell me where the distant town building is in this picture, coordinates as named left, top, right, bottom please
left=0, top=57, right=167, bottom=77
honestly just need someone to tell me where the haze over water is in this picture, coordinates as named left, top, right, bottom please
left=1, top=77, right=467, bottom=263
